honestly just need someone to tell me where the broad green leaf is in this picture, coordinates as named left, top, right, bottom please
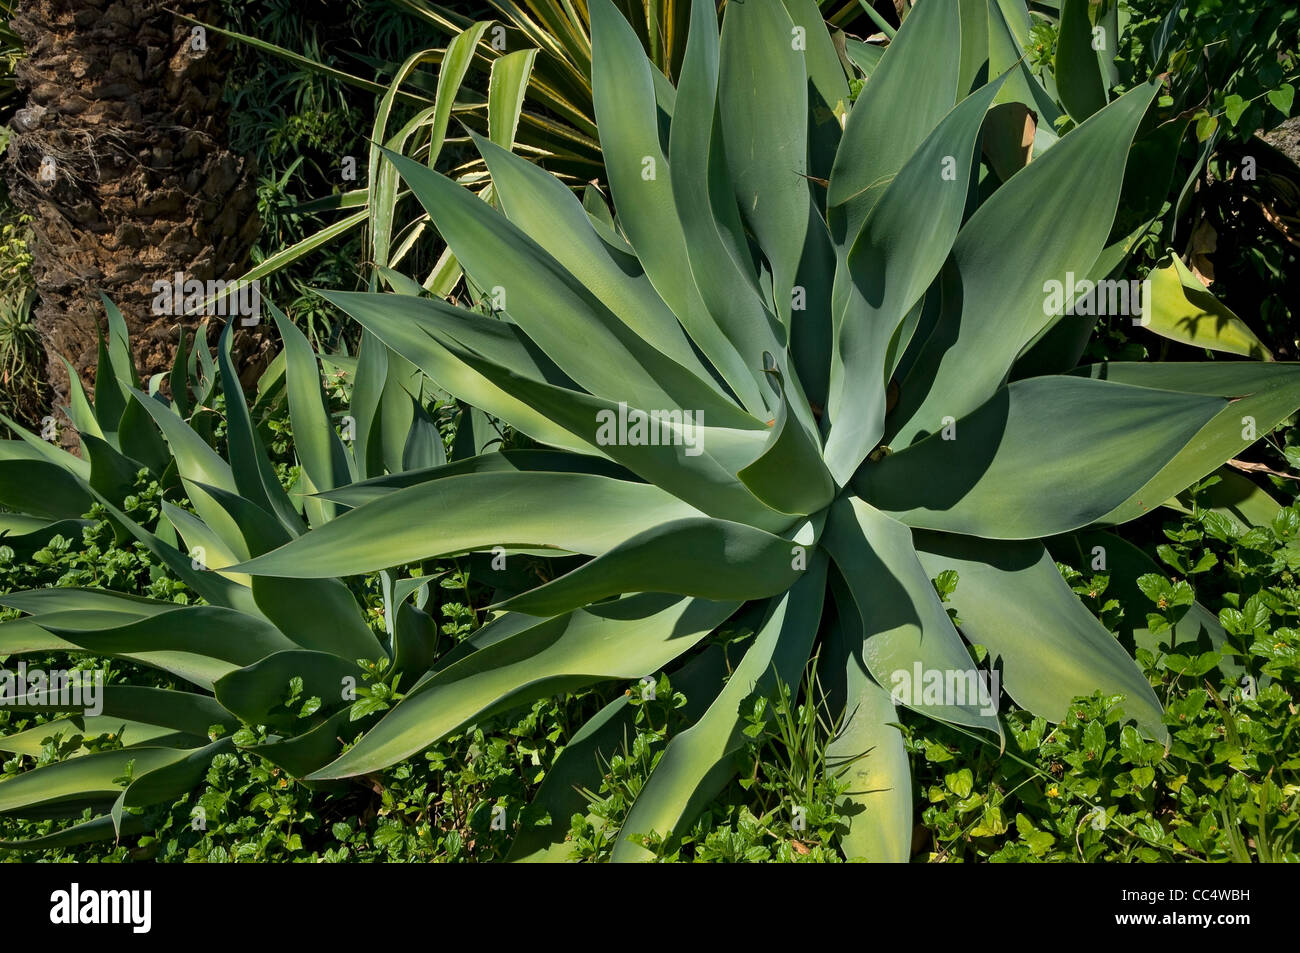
left=29, top=606, right=297, bottom=690
left=217, top=321, right=303, bottom=534
left=915, top=533, right=1166, bottom=740
left=251, top=575, right=385, bottom=660
left=718, top=0, right=809, bottom=322
left=118, top=738, right=234, bottom=814
left=613, top=556, right=828, bottom=861
left=862, top=375, right=1224, bottom=538
left=321, top=289, right=595, bottom=456
left=271, top=304, right=352, bottom=524
left=235, top=472, right=710, bottom=578
left=307, top=594, right=739, bottom=779
left=823, top=597, right=912, bottom=863
left=508, top=644, right=731, bottom=862
left=468, top=132, right=713, bottom=378
left=381, top=147, right=760, bottom=430
left=1055, top=0, right=1108, bottom=121
left=496, top=517, right=807, bottom=617
left=214, top=650, right=363, bottom=725
left=1169, top=466, right=1282, bottom=531
left=823, top=497, right=1002, bottom=735
left=892, top=83, right=1158, bottom=446
left=824, top=74, right=1007, bottom=482
left=1141, top=255, right=1271, bottom=359
left=2, top=684, right=234, bottom=736
left=828, top=0, right=960, bottom=244
left=1077, top=363, right=1300, bottom=525
left=0, top=747, right=192, bottom=817
left=1061, top=530, right=1239, bottom=675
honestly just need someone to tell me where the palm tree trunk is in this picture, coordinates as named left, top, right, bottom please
left=2, top=0, right=259, bottom=424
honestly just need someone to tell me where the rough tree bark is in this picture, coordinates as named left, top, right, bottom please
left=3, top=0, right=259, bottom=424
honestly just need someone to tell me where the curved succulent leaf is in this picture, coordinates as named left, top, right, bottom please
left=306, top=594, right=739, bottom=780
left=860, top=376, right=1224, bottom=538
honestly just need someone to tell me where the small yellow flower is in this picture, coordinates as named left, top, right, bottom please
left=1047, top=786, right=1060, bottom=798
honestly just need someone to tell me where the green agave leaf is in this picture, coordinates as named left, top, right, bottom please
left=0, top=414, right=90, bottom=480
left=823, top=593, right=912, bottom=863
left=718, top=0, right=809, bottom=323
left=401, top=395, right=446, bottom=472
left=1141, top=255, right=1271, bottom=359
left=1076, top=363, right=1300, bottom=525
left=891, top=83, right=1158, bottom=446
left=27, top=606, right=297, bottom=691
left=985, top=0, right=1062, bottom=161
left=1055, top=0, right=1108, bottom=121
left=589, top=0, right=769, bottom=415
left=828, top=0, right=960, bottom=244
left=0, top=809, right=155, bottom=850
left=667, top=0, right=787, bottom=413
left=510, top=694, right=635, bottom=862
left=80, top=432, right=143, bottom=505
left=217, top=321, right=303, bottom=534
left=471, top=132, right=712, bottom=380
left=823, top=497, right=1002, bottom=735
left=1011, top=223, right=1145, bottom=379
left=0, top=587, right=174, bottom=628
left=0, top=515, right=90, bottom=554
left=0, top=618, right=78, bottom=656
left=2, top=684, right=234, bottom=736
left=318, top=449, right=634, bottom=508
left=92, top=491, right=257, bottom=613
left=0, top=746, right=193, bottom=818
left=255, top=571, right=386, bottom=660
left=164, top=500, right=251, bottom=587
left=271, top=305, right=352, bottom=525
left=214, top=650, right=363, bottom=725
left=306, top=594, right=740, bottom=780
left=349, top=330, right=388, bottom=480
left=1059, top=530, right=1238, bottom=675
left=612, top=554, right=828, bottom=862
left=508, top=643, right=732, bottom=862
left=958, top=0, right=990, bottom=94
left=1169, top=466, right=1282, bottom=531
left=321, top=289, right=595, bottom=456
left=392, top=600, right=438, bottom=676
left=61, top=356, right=105, bottom=442
left=782, top=0, right=849, bottom=170
left=129, top=387, right=237, bottom=495
left=430, top=21, right=492, bottom=162
left=99, top=294, right=140, bottom=391
left=386, top=333, right=785, bottom=527
left=863, top=375, right=1225, bottom=539
left=0, top=460, right=93, bottom=521
left=235, top=471, right=710, bottom=578
left=495, top=517, right=808, bottom=617
left=824, top=73, right=1007, bottom=482
left=246, top=707, right=377, bottom=777
left=842, top=36, right=885, bottom=77
left=914, top=533, right=1167, bottom=741
left=0, top=717, right=202, bottom=757
left=737, top=390, right=835, bottom=515
left=118, top=737, right=234, bottom=814
left=382, top=147, right=760, bottom=430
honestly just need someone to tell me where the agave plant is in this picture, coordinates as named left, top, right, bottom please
left=0, top=303, right=454, bottom=849
left=210, top=0, right=1300, bottom=861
